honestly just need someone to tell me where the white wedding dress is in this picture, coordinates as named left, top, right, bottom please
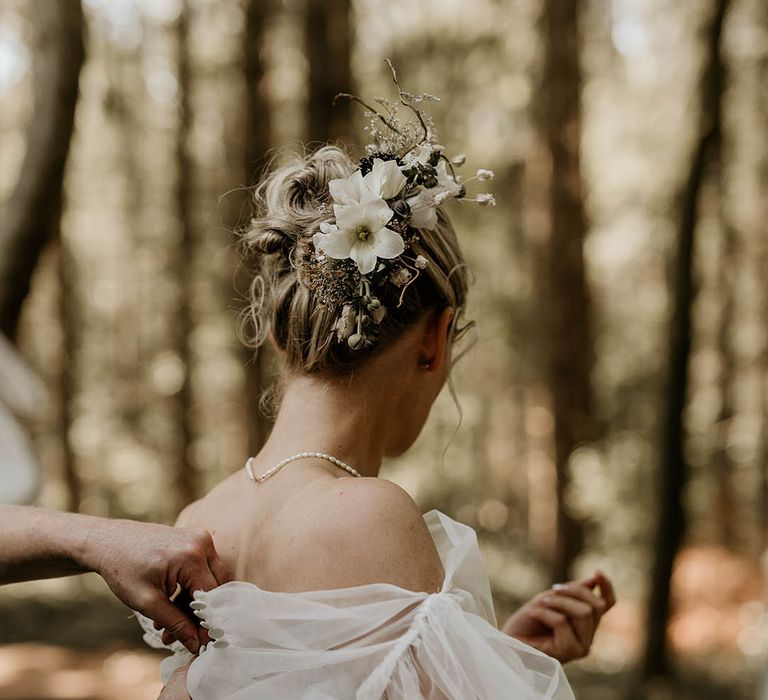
left=138, top=510, right=574, bottom=699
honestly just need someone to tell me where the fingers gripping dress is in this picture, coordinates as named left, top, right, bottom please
left=138, top=510, right=575, bottom=699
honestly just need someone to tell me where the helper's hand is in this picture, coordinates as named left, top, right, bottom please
left=83, top=518, right=229, bottom=653
left=502, top=570, right=616, bottom=663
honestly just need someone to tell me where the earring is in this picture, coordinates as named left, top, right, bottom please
left=419, top=358, right=432, bottom=370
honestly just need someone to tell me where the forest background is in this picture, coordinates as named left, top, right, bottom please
left=0, top=0, right=766, bottom=698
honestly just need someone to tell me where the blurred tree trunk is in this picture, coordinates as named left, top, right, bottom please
left=713, top=191, right=737, bottom=548
left=57, top=241, right=81, bottom=513
left=240, top=0, right=274, bottom=454
left=643, top=0, right=728, bottom=680
left=757, top=0, right=768, bottom=553
left=103, top=40, right=145, bottom=434
left=305, top=0, right=353, bottom=145
left=542, top=0, right=593, bottom=583
left=760, top=261, right=768, bottom=548
left=504, top=163, right=531, bottom=528
left=244, top=0, right=272, bottom=180
left=0, top=0, right=84, bottom=341
left=173, top=1, right=198, bottom=509
left=760, top=219, right=768, bottom=549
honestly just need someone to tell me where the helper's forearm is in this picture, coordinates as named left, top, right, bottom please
left=0, top=506, right=100, bottom=584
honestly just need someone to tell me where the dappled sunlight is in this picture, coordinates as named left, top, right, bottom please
left=670, top=545, right=766, bottom=656
left=0, top=645, right=161, bottom=700
left=0, top=0, right=766, bottom=697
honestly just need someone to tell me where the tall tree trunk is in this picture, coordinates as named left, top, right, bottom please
left=756, top=0, right=768, bottom=553
left=713, top=193, right=737, bottom=548
left=0, top=0, right=85, bottom=340
left=642, top=0, right=729, bottom=680
left=760, top=264, right=768, bottom=548
left=57, top=238, right=81, bottom=513
left=103, top=40, right=145, bottom=434
left=173, top=2, right=198, bottom=509
left=542, top=0, right=593, bottom=584
left=505, top=163, right=532, bottom=529
left=240, top=0, right=274, bottom=454
left=709, top=4, right=738, bottom=549
left=305, top=0, right=353, bottom=145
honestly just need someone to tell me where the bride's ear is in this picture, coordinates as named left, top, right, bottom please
left=418, top=307, right=454, bottom=372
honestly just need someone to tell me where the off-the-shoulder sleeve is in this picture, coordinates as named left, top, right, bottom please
left=139, top=510, right=574, bottom=699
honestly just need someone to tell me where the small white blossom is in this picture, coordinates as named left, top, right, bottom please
left=451, top=153, right=466, bottom=166
left=414, top=255, right=428, bottom=269
left=476, top=169, right=495, bottom=181
left=334, top=304, right=357, bottom=342
left=407, top=161, right=463, bottom=230
left=389, top=267, right=413, bottom=287
left=476, top=193, right=496, bottom=206
left=405, top=143, right=434, bottom=166
left=370, top=305, right=386, bottom=324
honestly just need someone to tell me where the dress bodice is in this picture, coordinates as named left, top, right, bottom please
left=138, top=510, right=574, bottom=699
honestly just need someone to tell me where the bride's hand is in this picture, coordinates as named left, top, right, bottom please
left=81, top=518, right=230, bottom=653
left=501, top=570, right=615, bottom=663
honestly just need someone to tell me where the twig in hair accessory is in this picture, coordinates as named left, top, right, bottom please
left=302, top=59, right=494, bottom=351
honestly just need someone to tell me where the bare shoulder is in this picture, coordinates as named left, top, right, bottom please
left=173, top=471, right=245, bottom=529
left=299, top=477, right=445, bottom=593
left=175, top=500, right=202, bottom=528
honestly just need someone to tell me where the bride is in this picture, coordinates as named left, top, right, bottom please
left=140, top=77, right=615, bottom=699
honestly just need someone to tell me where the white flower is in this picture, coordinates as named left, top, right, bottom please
left=327, top=169, right=372, bottom=206
left=334, top=304, right=357, bottom=342
left=476, top=169, right=494, bottom=181
left=407, top=192, right=440, bottom=230
left=366, top=158, right=407, bottom=200
left=451, top=153, right=466, bottom=166
left=405, top=142, right=437, bottom=166
left=328, top=158, right=406, bottom=204
left=314, top=160, right=406, bottom=274
left=407, top=161, right=463, bottom=230
left=476, top=193, right=496, bottom=206
left=314, top=213, right=404, bottom=275
left=389, top=267, right=412, bottom=287
left=414, top=255, right=428, bottom=269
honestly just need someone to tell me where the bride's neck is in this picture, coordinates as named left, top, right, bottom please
left=254, top=371, right=393, bottom=478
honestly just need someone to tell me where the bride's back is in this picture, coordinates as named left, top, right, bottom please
left=176, top=462, right=444, bottom=594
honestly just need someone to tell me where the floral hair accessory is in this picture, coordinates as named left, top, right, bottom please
left=302, top=60, right=494, bottom=351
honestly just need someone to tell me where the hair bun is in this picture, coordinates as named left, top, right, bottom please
left=251, top=227, right=294, bottom=256
left=238, top=145, right=472, bottom=375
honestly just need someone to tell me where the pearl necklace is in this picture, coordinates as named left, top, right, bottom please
left=245, top=451, right=363, bottom=483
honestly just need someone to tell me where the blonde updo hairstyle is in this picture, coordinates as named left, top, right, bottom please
left=239, top=145, right=472, bottom=374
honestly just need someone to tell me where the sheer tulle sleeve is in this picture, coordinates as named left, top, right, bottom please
left=137, top=510, right=574, bottom=699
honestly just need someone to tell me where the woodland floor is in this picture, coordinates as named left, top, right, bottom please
left=0, top=642, right=759, bottom=700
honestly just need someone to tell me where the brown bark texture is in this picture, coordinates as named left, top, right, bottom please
left=305, top=0, right=353, bottom=145
left=642, top=0, right=729, bottom=680
left=241, top=0, right=274, bottom=453
left=542, top=0, right=593, bottom=584
left=0, top=0, right=85, bottom=340
left=173, top=1, right=199, bottom=509
left=57, top=239, right=81, bottom=513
